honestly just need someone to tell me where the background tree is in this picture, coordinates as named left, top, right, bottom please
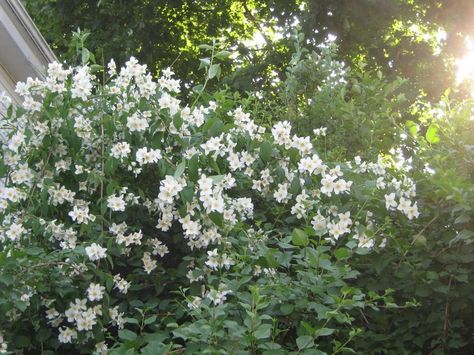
left=22, top=0, right=474, bottom=98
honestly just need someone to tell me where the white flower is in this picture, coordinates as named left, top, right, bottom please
left=136, top=147, right=162, bottom=165
left=376, top=177, right=386, bottom=189
left=108, top=59, right=117, bottom=75
left=205, top=248, right=220, bottom=270
left=109, top=306, right=124, bottom=329
left=126, top=112, right=149, bottom=132
left=206, top=286, right=232, bottom=305
left=397, top=197, right=411, bottom=213
left=292, top=136, right=312, bottom=155
left=48, top=185, right=76, bottom=206
left=338, top=211, right=352, bottom=228
left=68, top=205, right=94, bottom=224
left=158, top=92, right=180, bottom=115
left=0, top=90, right=12, bottom=107
left=158, top=175, right=183, bottom=204
left=113, top=274, right=131, bottom=294
left=46, top=308, right=60, bottom=321
left=95, top=341, right=108, bottom=355
left=64, top=298, right=87, bottom=322
left=405, top=202, right=420, bottom=220
left=187, top=296, right=202, bottom=310
left=110, top=142, right=131, bottom=160
left=271, top=121, right=292, bottom=147
left=87, top=283, right=105, bottom=302
left=150, top=239, right=169, bottom=257
left=311, top=213, right=327, bottom=230
left=142, top=252, right=157, bottom=274
left=385, top=193, right=397, bottom=210
left=85, top=243, right=107, bottom=261
left=5, top=223, right=26, bottom=241
left=298, top=154, right=324, bottom=175
left=354, top=233, right=374, bottom=249
left=8, top=131, right=25, bottom=152
left=205, top=248, right=234, bottom=270
left=313, top=127, right=327, bottom=136
left=76, top=309, right=97, bottom=331
left=201, top=136, right=224, bottom=156
left=179, top=215, right=201, bottom=237
left=107, top=194, right=126, bottom=211
left=320, top=175, right=335, bottom=196
left=274, top=183, right=290, bottom=203
left=58, top=327, right=78, bottom=344
left=71, top=66, right=93, bottom=100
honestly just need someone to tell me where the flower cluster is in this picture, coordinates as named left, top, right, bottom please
left=0, top=332, right=7, bottom=354
left=0, top=56, right=420, bottom=351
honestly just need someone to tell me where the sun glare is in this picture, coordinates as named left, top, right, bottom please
left=456, top=37, right=474, bottom=85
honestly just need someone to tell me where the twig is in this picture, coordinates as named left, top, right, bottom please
left=240, top=0, right=272, bottom=47
left=443, top=274, right=454, bottom=344
left=395, top=215, right=438, bottom=271
left=17, top=261, right=69, bottom=276
left=26, top=149, right=53, bottom=211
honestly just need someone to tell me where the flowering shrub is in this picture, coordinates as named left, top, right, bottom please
left=0, top=56, right=419, bottom=354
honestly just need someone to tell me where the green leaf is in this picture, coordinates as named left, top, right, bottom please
left=25, top=246, right=44, bottom=256
left=209, top=119, right=223, bottom=137
left=6, top=105, right=12, bottom=119
left=208, top=63, right=221, bottom=79
left=208, top=157, right=221, bottom=174
left=426, top=124, right=440, bottom=144
left=215, top=50, right=232, bottom=60
left=334, top=248, right=350, bottom=260
left=209, top=212, right=224, bottom=228
left=144, top=315, right=157, bottom=325
left=292, top=228, right=309, bottom=247
left=106, top=276, right=114, bottom=292
left=264, top=248, right=279, bottom=268
left=0, top=274, right=13, bottom=286
left=106, top=181, right=119, bottom=196
left=180, top=185, right=194, bottom=204
left=296, top=335, right=314, bottom=350
left=101, top=200, right=108, bottom=215
left=81, top=48, right=90, bottom=64
left=316, top=328, right=334, bottom=337
left=174, top=160, right=186, bottom=178
left=259, top=141, right=273, bottom=163
left=203, top=115, right=217, bottom=131
left=254, top=324, right=272, bottom=339
left=105, top=158, right=118, bottom=175
left=103, top=115, right=115, bottom=137
left=199, top=57, right=211, bottom=69
left=289, top=176, right=301, bottom=195
left=192, top=84, right=204, bottom=94
left=188, top=154, right=199, bottom=182
left=280, top=303, right=294, bottom=315
left=124, top=317, right=140, bottom=325
left=0, top=156, right=6, bottom=177
left=173, top=114, right=183, bottom=129
left=198, top=44, right=213, bottom=51
left=90, top=64, right=103, bottom=73
left=118, top=329, right=137, bottom=341
left=151, top=132, right=163, bottom=148
left=406, top=120, right=419, bottom=137
left=141, top=342, right=169, bottom=355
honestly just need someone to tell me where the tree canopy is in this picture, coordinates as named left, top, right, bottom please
left=22, top=0, right=474, bottom=97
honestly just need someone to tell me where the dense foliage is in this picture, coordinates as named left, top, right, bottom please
left=0, top=45, right=426, bottom=353
left=22, top=0, right=474, bottom=97
left=2, top=1, right=474, bottom=353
